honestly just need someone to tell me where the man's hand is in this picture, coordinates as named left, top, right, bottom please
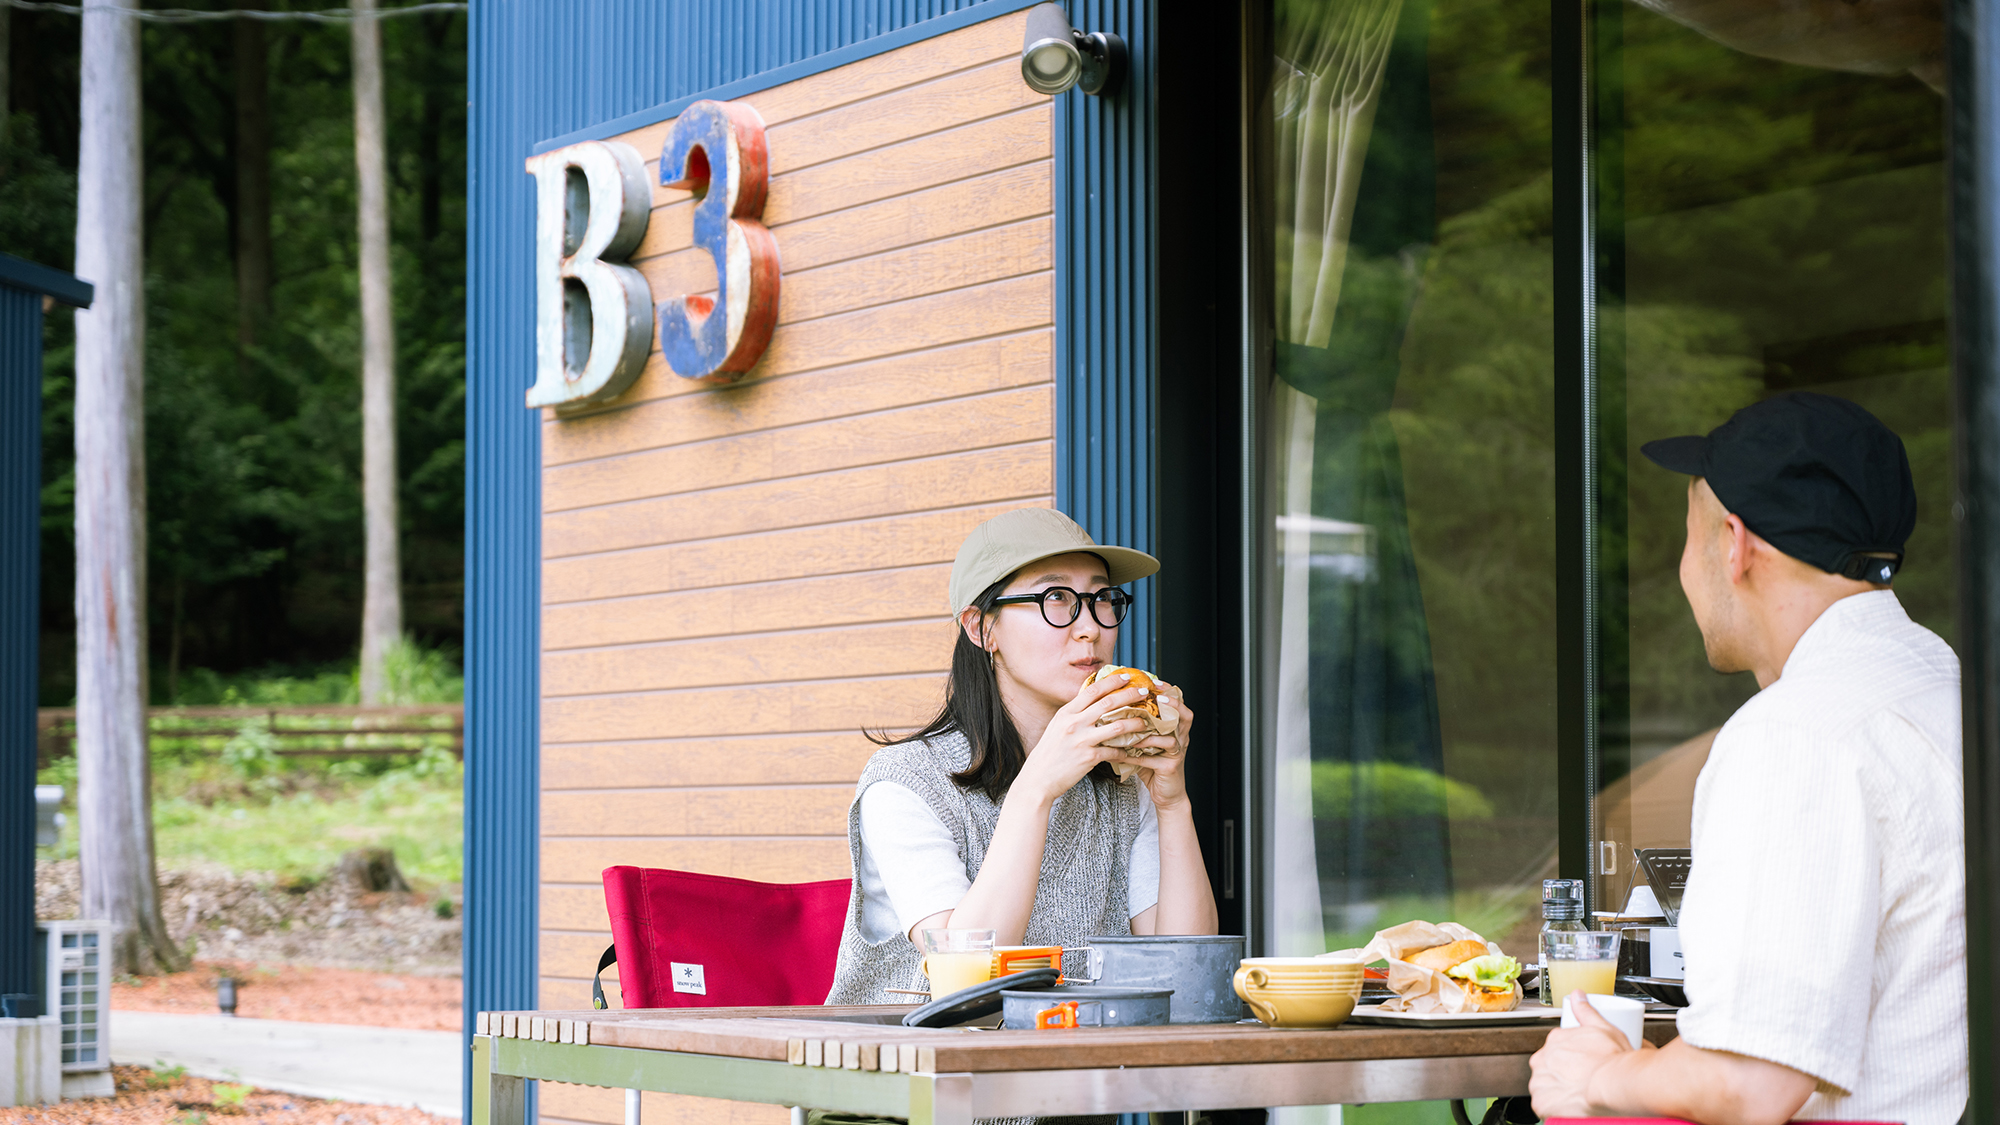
left=1529, top=995, right=1643, bottom=1116
left=1530, top=994, right=1821, bottom=1125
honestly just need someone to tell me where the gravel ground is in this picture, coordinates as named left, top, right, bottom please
left=36, top=861, right=460, bottom=974
left=0, top=1065, right=453, bottom=1125
left=113, top=960, right=461, bottom=1031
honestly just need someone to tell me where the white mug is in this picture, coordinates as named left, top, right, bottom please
left=1561, top=991, right=1645, bottom=1050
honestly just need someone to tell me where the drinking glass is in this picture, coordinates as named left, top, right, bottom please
left=921, top=928, right=997, bottom=998
left=1543, top=930, right=1621, bottom=1010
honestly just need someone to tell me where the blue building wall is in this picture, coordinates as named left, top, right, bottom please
left=1054, top=0, right=1156, bottom=670
left=0, top=284, right=42, bottom=1009
left=466, top=2, right=1158, bottom=1115
left=0, top=254, right=90, bottom=1013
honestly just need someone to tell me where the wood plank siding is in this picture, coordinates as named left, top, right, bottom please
left=537, top=12, right=1052, bottom=1123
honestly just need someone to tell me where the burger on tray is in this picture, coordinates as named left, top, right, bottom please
left=1327, top=919, right=1523, bottom=1013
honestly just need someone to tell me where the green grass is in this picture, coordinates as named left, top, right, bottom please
left=41, top=742, right=464, bottom=887
left=38, top=641, right=464, bottom=887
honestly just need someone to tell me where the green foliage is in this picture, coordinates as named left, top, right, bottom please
left=211, top=1083, right=252, bottom=1108
left=0, top=116, right=78, bottom=269
left=220, top=721, right=281, bottom=780
left=1319, top=885, right=1540, bottom=957
left=372, top=636, right=466, bottom=705
left=38, top=648, right=464, bottom=880
left=1309, top=761, right=1494, bottom=823
left=5, top=11, right=469, bottom=706
left=164, top=636, right=462, bottom=707
left=150, top=1061, right=189, bottom=1087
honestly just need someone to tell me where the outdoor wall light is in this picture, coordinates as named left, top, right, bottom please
left=1021, top=3, right=1126, bottom=97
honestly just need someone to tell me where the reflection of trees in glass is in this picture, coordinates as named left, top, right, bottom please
left=1615, top=1, right=1951, bottom=753
left=1267, top=0, right=1560, bottom=956
left=1629, top=0, right=1943, bottom=93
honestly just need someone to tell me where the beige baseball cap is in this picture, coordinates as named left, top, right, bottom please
left=948, top=508, right=1159, bottom=614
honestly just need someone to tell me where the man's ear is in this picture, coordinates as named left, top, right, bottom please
left=958, top=605, right=989, bottom=650
left=1722, top=512, right=1755, bottom=585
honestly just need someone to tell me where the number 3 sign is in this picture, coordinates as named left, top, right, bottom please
left=522, top=99, right=780, bottom=410
left=656, top=100, right=781, bottom=384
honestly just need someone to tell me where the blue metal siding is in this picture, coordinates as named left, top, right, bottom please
left=1, top=286, right=43, bottom=1004
left=1055, top=0, right=1156, bottom=669
left=466, top=3, right=1158, bottom=1118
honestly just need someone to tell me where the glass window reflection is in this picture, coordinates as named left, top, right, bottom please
left=1597, top=0, right=1951, bottom=904
left=1260, top=0, right=1558, bottom=967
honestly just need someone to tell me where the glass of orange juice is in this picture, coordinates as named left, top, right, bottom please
left=921, top=928, right=997, bottom=998
left=1543, top=931, right=1622, bottom=1010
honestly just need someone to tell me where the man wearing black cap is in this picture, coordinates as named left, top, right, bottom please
left=1530, top=392, right=1966, bottom=1124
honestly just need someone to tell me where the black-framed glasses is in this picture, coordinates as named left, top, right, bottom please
left=990, top=585, right=1134, bottom=629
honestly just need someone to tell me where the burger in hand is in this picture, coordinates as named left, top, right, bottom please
left=1407, top=938, right=1523, bottom=1012
left=1082, top=665, right=1180, bottom=779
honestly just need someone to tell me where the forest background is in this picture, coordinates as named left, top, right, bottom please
left=3, top=2, right=468, bottom=705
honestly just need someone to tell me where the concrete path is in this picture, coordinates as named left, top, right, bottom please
left=110, top=1010, right=461, bottom=1117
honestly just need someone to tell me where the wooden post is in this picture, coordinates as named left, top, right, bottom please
left=353, top=0, right=402, bottom=704
left=73, top=0, right=182, bottom=977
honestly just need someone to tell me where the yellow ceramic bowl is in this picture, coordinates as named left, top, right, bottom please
left=1233, top=958, right=1364, bottom=1028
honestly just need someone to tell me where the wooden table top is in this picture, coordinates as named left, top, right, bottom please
left=477, top=1004, right=1679, bottom=1075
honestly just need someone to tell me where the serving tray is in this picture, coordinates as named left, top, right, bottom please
left=1345, top=1002, right=1563, bottom=1028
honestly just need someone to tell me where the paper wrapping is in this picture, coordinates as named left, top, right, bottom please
left=1326, top=919, right=1523, bottom=1013
left=1096, top=695, right=1181, bottom=780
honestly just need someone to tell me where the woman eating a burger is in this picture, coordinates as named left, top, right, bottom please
left=825, top=508, right=1220, bottom=1004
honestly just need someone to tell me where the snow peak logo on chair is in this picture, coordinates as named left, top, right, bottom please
left=523, top=99, right=781, bottom=412
left=671, top=962, right=708, bottom=995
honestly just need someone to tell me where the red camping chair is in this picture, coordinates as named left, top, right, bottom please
left=594, top=865, right=852, bottom=1009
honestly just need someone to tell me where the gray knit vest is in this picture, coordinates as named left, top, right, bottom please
left=825, top=730, right=1146, bottom=1005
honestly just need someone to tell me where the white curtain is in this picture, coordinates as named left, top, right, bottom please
left=1265, top=8, right=1403, bottom=1124
left=1265, top=0, right=1405, bottom=961
left=1272, top=0, right=1405, bottom=349
left=1271, top=384, right=1327, bottom=957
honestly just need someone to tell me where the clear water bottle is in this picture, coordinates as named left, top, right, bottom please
left=1540, top=879, right=1586, bottom=1007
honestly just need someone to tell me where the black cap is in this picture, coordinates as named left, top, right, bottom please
left=1639, top=392, right=1916, bottom=584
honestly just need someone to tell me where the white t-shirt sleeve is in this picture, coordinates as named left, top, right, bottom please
left=1127, top=797, right=1160, bottom=919
left=1676, top=719, right=1879, bottom=1093
left=857, top=782, right=972, bottom=940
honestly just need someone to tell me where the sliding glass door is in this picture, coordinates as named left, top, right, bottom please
left=1590, top=0, right=1952, bottom=907
left=1250, top=0, right=1953, bottom=979
left=1253, top=0, right=1559, bottom=966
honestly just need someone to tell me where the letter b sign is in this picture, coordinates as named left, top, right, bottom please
left=523, top=140, right=653, bottom=409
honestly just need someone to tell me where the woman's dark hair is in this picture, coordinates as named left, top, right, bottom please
left=866, top=572, right=1111, bottom=800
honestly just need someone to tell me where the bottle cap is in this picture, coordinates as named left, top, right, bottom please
left=1542, top=879, right=1584, bottom=920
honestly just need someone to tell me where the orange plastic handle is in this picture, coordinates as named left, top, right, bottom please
left=1035, top=1001, right=1080, bottom=1029
left=995, top=946, right=1063, bottom=976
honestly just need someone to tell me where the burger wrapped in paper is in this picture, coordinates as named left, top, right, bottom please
left=1081, top=665, right=1180, bottom=780
left=1327, top=919, right=1522, bottom=1013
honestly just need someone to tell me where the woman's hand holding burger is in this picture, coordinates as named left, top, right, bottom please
left=1129, top=680, right=1193, bottom=810
left=1013, top=671, right=1156, bottom=805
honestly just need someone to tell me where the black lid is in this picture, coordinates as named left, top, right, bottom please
left=901, top=966, right=1061, bottom=1028
left=1639, top=392, right=1915, bottom=583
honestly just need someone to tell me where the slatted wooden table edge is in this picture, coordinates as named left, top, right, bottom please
left=476, top=1006, right=1679, bottom=1075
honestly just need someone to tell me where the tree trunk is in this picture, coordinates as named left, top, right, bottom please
left=74, top=0, right=183, bottom=978
left=353, top=0, right=401, bottom=705
left=233, top=13, right=272, bottom=381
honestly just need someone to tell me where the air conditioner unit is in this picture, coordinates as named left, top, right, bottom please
left=35, top=920, right=113, bottom=1099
